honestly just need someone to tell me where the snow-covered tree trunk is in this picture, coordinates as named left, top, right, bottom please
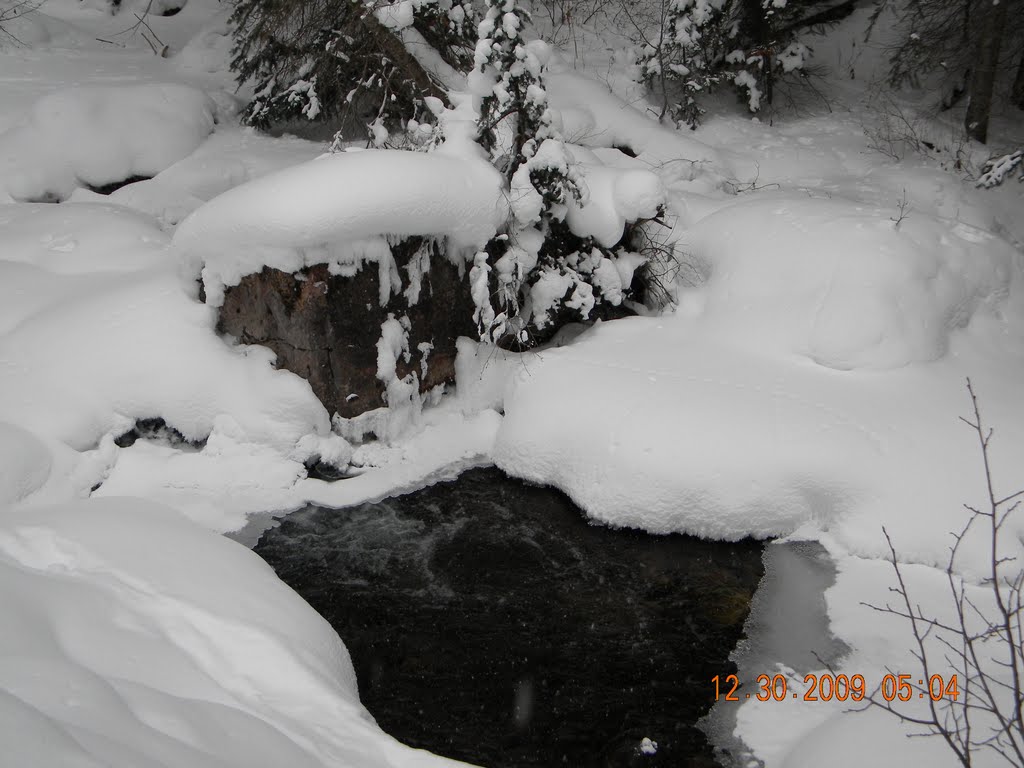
left=964, top=0, right=1009, bottom=143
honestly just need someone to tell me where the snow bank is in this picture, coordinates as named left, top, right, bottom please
left=492, top=191, right=1024, bottom=577
left=173, top=149, right=509, bottom=304
left=493, top=313, right=1024, bottom=565
left=686, top=194, right=1018, bottom=370
left=0, top=84, right=216, bottom=202
left=493, top=318, right=867, bottom=541
left=0, top=496, right=466, bottom=768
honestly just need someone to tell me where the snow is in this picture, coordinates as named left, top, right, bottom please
left=173, top=16, right=235, bottom=75
left=376, top=0, right=415, bottom=31
left=0, top=202, right=168, bottom=273
left=734, top=552, right=1006, bottom=768
left=0, top=422, right=52, bottom=505
left=686, top=194, right=1017, bottom=370
left=0, top=264, right=331, bottom=452
left=174, top=149, right=509, bottom=304
left=371, top=314, right=427, bottom=442
left=92, top=433, right=312, bottom=533
left=509, top=138, right=582, bottom=228
left=543, top=62, right=723, bottom=169
left=0, top=1, right=89, bottom=47
left=0, top=84, right=217, bottom=202
left=0, top=4, right=496, bottom=763
left=1, top=1, right=1023, bottom=766
left=564, top=150, right=665, bottom=247
left=470, top=250, right=496, bottom=336
left=494, top=189, right=1024, bottom=562
left=0, top=496, right=467, bottom=768
left=488, top=85, right=1024, bottom=765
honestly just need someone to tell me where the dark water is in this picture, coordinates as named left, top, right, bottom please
left=254, top=467, right=765, bottom=768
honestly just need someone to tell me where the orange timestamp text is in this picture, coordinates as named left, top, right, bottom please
left=712, top=673, right=960, bottom=703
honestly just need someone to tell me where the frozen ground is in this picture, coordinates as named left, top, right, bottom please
left=1, top=0, right=1023, bottom=765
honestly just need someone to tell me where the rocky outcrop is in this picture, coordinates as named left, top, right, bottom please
left=218, top=237, right=476, bottom=419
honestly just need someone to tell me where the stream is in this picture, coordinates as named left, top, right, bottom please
left=253, top=467, right=767, bottom=767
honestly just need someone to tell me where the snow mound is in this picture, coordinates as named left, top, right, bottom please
left=0, top=84, right=216, bottom=202
left=0, top=496, right=466, bottom=768
left=491, top=310, right=1024, bottom=575
left=173, top=149, right=509, bottom=304
left=0, top=268, right=329, bottom=452
left=492, top=319, right=866, bottom=541
left=688, top=194, right=1018, bottom=370
left=0, top=423, right=52, bottom=505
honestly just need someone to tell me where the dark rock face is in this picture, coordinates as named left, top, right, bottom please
left=255, top=467, right=766, bottom=768
left=218, top=238, right=477, bottom=418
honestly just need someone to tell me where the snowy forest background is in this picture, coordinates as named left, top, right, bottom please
left=0, top=0, right=1023, bottom=762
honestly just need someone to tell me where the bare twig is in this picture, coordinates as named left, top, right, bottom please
left=866, top=379, right=1024, bottom=766
left=0, top=0, right=43, bottom=46
left=891, top=188, right=911, bottom=229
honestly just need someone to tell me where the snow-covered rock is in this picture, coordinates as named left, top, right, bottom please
left=0, top=267, right=330, bottom=452
left=216, top=244, right=477, bottom=424
left=173, top=149, right=509, bottom=305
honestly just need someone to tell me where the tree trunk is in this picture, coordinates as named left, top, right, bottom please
left=1012, top=50, right=1024, bottom=110
left=964, top=0, right=1009, bottom=143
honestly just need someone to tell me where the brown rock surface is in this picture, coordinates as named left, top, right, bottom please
left=217, top=238, right=476, bottom=418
